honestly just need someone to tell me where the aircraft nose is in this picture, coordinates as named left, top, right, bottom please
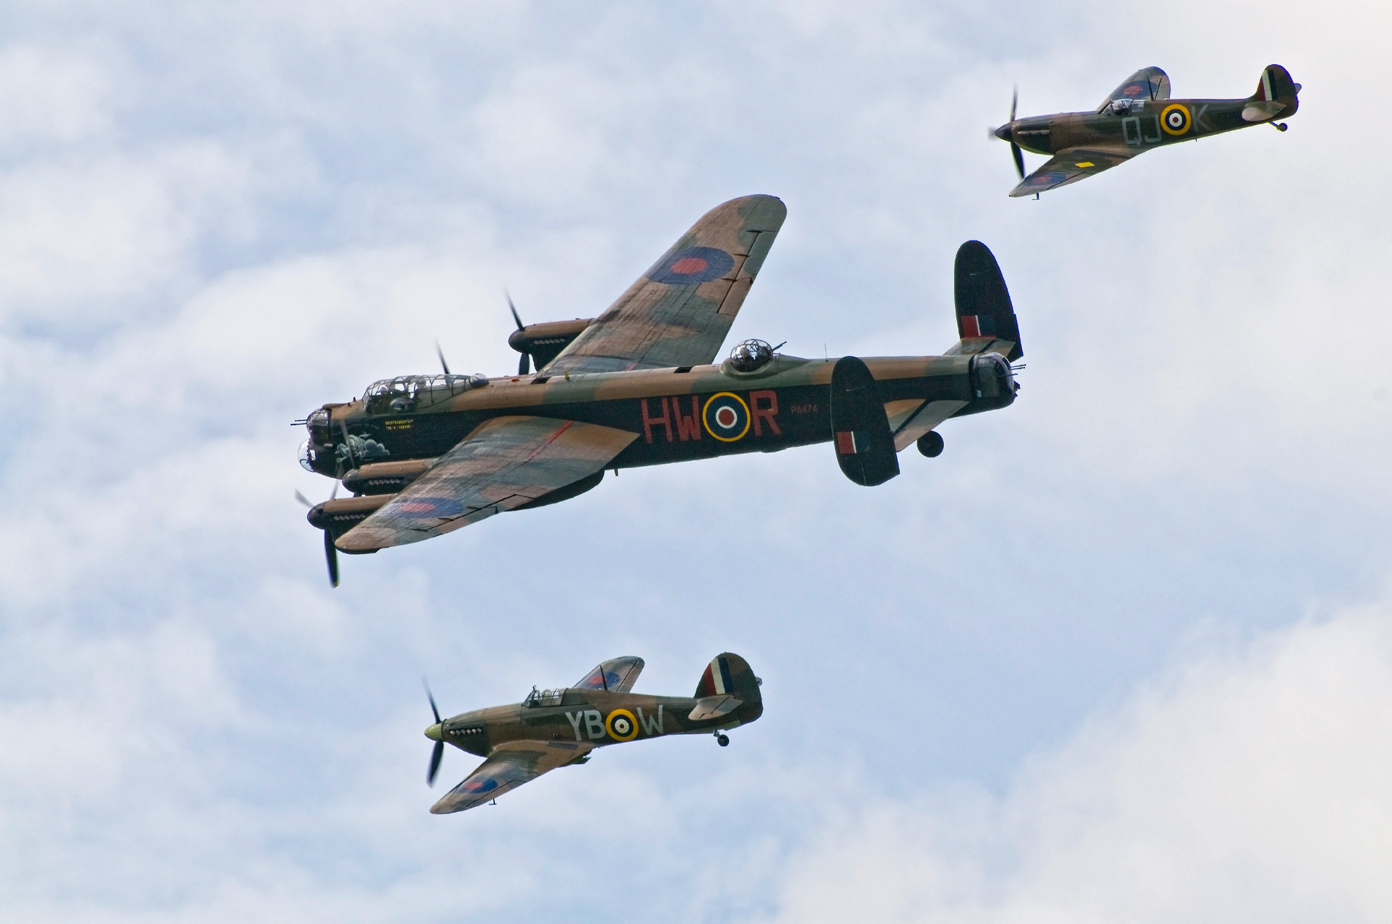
left=993, top=124, right=1013, bottom=142
left=425, top=723, right=443, bottom=742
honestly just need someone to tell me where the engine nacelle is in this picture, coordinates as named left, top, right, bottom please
left=306, top=494, right=390, bottom=545
left=342, top=459, right=435, bottom=496
left=508, top=318, right=593, bottom=371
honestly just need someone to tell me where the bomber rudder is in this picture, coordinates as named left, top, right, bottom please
left=954, top=241, right=1022, bottom=361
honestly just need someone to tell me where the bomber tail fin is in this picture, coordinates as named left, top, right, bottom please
left=952, top=241, right=1022, bottom=362
left=695, top=653, right=762, bottom=715
left=1248, top=64, right=1300, bottom=120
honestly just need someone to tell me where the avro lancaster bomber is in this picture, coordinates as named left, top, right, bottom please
left=295, top=195, right=1023, bottom=585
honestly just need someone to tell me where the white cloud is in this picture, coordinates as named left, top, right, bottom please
left=763, top=607, right=1392, bottom=924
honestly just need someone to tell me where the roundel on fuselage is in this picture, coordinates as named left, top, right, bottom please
left=606, top=708, right=638, bottom=741
left=702, top=393, right=751, bottom=442
left=1161, top=103, right=1191, bottom=135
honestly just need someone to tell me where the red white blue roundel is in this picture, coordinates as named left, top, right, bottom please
left=460, top=777, right=499, bottom=794
left=396, top=497, right=465, bottom=519
left=702, top=392, right=751, bottom=442
left=1023, top=171, right=1068, bottom=189
left=648, top=246, right=735, bottom=285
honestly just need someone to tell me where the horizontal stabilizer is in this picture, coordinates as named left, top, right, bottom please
left=689, top=695, right=743, bottom=722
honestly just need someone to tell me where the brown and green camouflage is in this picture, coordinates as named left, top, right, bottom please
left=995, top=65, right=1301, bottom=196
left=423, top=653, right=762, bottom=814
left=296, top=196, right=1025, bottom=583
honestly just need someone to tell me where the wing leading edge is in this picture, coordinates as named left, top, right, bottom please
left=431, top=740, right=594, bottom=814
left=541, top=195, right=787, bottom=376
left=335, top=416, right=637, bottom=552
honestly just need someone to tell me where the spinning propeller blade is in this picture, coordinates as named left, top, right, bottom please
left=324, top=530, right=340, bottom=588
left=435, top=341, right=450, bottom=376
left=424, top=681, right=445, bottom=786
left=507, top=292, right=530, bottom=374
left=1010, top=86, right=1024, bottom=179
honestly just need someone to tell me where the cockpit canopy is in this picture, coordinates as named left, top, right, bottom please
left=363, top=373, right=488, bottom=415
left=728, top=338, right=775, bottom=372
left=523, top=686, right=566, bottom=708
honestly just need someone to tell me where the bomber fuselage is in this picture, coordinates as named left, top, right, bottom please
left=301, top=352, right=1016, bottom=485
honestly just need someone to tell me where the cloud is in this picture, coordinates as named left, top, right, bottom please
left=763, top=607, right=1392, bottom=923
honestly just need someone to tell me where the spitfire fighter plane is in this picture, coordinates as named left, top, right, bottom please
left=993, top=64, right=1301, bottom=197
left=422, top=653, right=762, bottom=814
left=296, top=195, right=1023, bottom=584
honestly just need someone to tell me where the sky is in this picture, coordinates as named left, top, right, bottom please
left=1, top=1, right=1390, bottom=921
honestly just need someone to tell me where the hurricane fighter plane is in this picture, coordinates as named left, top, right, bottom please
left=296, top=195, right=1024, bottom=585
left=422, top=653, right=762, bottom=814
left=994, top=64, right=1301, bottom=197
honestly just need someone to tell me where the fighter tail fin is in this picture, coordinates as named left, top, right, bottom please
left=695, top=652, right=762, bottom=708
left=1251, top=64, right=1300, bottom=119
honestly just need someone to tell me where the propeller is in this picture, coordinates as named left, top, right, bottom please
left=435, top=341, right=451, bottom=376
left=1008, top=86, right=1024, bottom=179
left=424, top=680, right=445, bottom=786
left=296, top=483, right=341, bottom=587
left=507, top=291, right=530, bottom=375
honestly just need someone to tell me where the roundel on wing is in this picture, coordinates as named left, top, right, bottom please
left=462, top=777, right=499, bottom=794
left=396, top=497, right=466, bottom=518
left=648, top=246, right=735, bottom=285
left=702, top=392, right=751, bottom=442
left=606, top=708, right=639, bottom=741
left=1161, top=103, right=1191, bottom=135
left=1025, top=171, right=1068, bottom=188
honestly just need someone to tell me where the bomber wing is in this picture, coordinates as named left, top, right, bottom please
left=431, top=740, right=594, bottom=814
left=1010, top=147, right=1136, bottom=198
left=335, top=416, right=637, bottom=552
left=575, top=656, right=645, bottom=693
left=1098, top=66, right=1170, bottom=110
left=540, top=195, right=787, bottom=376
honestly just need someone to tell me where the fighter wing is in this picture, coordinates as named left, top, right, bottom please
left=1097, top=66, right=1170, bottom=110
left=431, top=740, right=594, bottom=814
left=1010, top=147, right=1136, bottom=198
left=335, top=416, right=637, bottom=552
left=575, top=656, right=645, bottom=693
left=540, top=195, right=787, bottom=376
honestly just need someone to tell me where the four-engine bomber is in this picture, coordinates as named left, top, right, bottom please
left=295, top=195, right=1024, bottom=585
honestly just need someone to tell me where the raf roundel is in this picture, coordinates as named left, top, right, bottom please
left=606, top=708, right=639, bottom=741
left=1161, top=103, right=1191, bottom=135
left=702, top=392, right=751, bottom=442
left=461, top=777, right=499, bottom=794
left=397, top=497, right=466, bottom=519
left=648, top=246, right=735, bottom=285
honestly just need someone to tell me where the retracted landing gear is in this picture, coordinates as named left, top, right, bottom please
left=715, top=733, right=730, bottom=747
left=917, top=431, right=944, bottom=458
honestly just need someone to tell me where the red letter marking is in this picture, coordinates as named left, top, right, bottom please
left=673, top=396, right=702, bottom=442
left=750, top=390, right=781, bottom=436
left=641, top=397, right=672, bottom=443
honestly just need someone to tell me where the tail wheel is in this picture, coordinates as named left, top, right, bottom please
left=716, top=733, right=730, bottom=747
